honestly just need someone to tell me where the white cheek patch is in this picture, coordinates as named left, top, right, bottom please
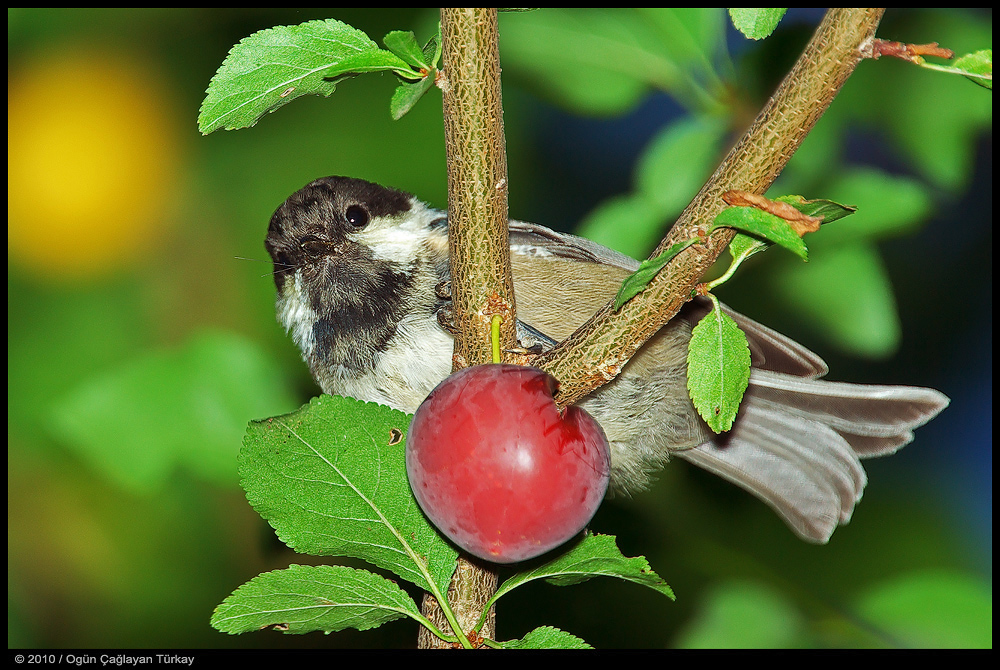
left=352, top=200, right=444, bottom=264
left=276, top=273, right=318, bottom=357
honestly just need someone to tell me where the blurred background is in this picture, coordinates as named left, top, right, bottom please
left=8, top=8, right=991, bottom=649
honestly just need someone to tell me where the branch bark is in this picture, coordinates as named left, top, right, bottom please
left=535, top=8, right=886, bottom=408
left=418, top=6, right=510, bottom=649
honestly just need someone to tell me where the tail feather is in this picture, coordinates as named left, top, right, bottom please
left=748, top=370, right=950, bottom=438
left=675, top=371, right=950, bottom=543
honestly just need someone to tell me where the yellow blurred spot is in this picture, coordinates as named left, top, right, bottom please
left=8, top=49, right=180, bottom=280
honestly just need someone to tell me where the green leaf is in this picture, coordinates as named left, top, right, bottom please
left=240, top=395, right=459, bottom=595
left=576, top=194, right=667, bottom=259
left=854, top=570, right=992, bottom=648
left=726, top=232, right=771, bottom=267
left=675, top=580, right=805, bottom=648
left=728, top=8, right=787, bottom=40
left=921, top=49, right=993, bottom=90
left=503, top=626, right=593, bottom=649
left=767, top=241, right=900, bottom=358
left=199, top=19, right=415, bottom=134
left=636, top=116, right=728, bottom=213
left=775, top=194, right=857, bottom=225
left=952, top=49, right=992, bottom=89
left=422, top=25, right=443, bottom=70
left=711, top=206, right=809, bottom=260
left=499, top=8, right=726, bottom=115
left=211, top=564, right=420, bottom=635
left=50, top=329, right=298, bottom=493
left=704, top=233, right=771, bottom=293
left=382, top=30, right=428, bottom=70
left=612, top=237, right=700, bottom=311
left=687, top=298, right=751, bottom=433
left=487, top=532, right=674, bottom=614
left=390, top=75, right=435, bottom=121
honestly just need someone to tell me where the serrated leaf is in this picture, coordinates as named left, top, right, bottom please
left=952, top=49, right=992, bottom=89
left=390, top=75, right=435, bottom=120
left=488, top=532, right=674, bottom=612
left=503, top=626, right=593, bottom=649
left=613, top=237, right=699, bottom=311
left=240, top=395, right=459, bottom=595
left=728, top=8, right=787, bottom=40
left=712, top=206, right=809, bottom=260
left=687, top=301, right=751, bottom=433
left=383, top=30, right=428, bottom=70
left=211, top=564, right=420, bottom=635
left=199, top=19, right=415, bottom=134
left=775, top=195, right=857, bottom=225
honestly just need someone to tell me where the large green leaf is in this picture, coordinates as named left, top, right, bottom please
left=240, top=395, right=459, bottom=595
left=212, top=564, right=421, bottom=635
left=488, top=532, right=674, bottom=615
left=687, top=300, right=751, bottom=432
left=199, top=19, right=415, bottom=133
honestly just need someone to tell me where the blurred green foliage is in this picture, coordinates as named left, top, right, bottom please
left=7, top=8, right=991, bottom=649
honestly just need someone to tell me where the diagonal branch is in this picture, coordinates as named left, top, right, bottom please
left=535, top=8, right=887, bottom=408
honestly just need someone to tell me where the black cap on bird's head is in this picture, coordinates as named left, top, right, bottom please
left=265, top=176, right=415, bottom=290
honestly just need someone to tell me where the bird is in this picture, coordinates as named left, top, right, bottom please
left=264, top=175, right=949, bottom=543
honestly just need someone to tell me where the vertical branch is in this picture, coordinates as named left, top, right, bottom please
left=417, top=7, right=511, bottom=649
left=440, top=7, right=517, bottom=368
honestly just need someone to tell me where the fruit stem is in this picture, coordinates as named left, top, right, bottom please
left=491, top=314, right=502, bottom=364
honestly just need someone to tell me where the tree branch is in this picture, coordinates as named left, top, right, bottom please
left=440, top=7, right=517, bottom=369
left=535, top=8, right=887, bottom=408
left=417, top=6, right=510, bottom=649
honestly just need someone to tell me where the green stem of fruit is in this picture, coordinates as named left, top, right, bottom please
left=491, top=314, right=502, bottom=364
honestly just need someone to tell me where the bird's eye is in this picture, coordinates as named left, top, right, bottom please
left=345, top=204, right=369, bottom=228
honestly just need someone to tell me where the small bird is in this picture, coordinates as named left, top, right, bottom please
left=265, top=176, right=949, bottom=543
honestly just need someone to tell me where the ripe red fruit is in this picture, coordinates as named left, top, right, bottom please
left=406, top=364, right=611, bottom=564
